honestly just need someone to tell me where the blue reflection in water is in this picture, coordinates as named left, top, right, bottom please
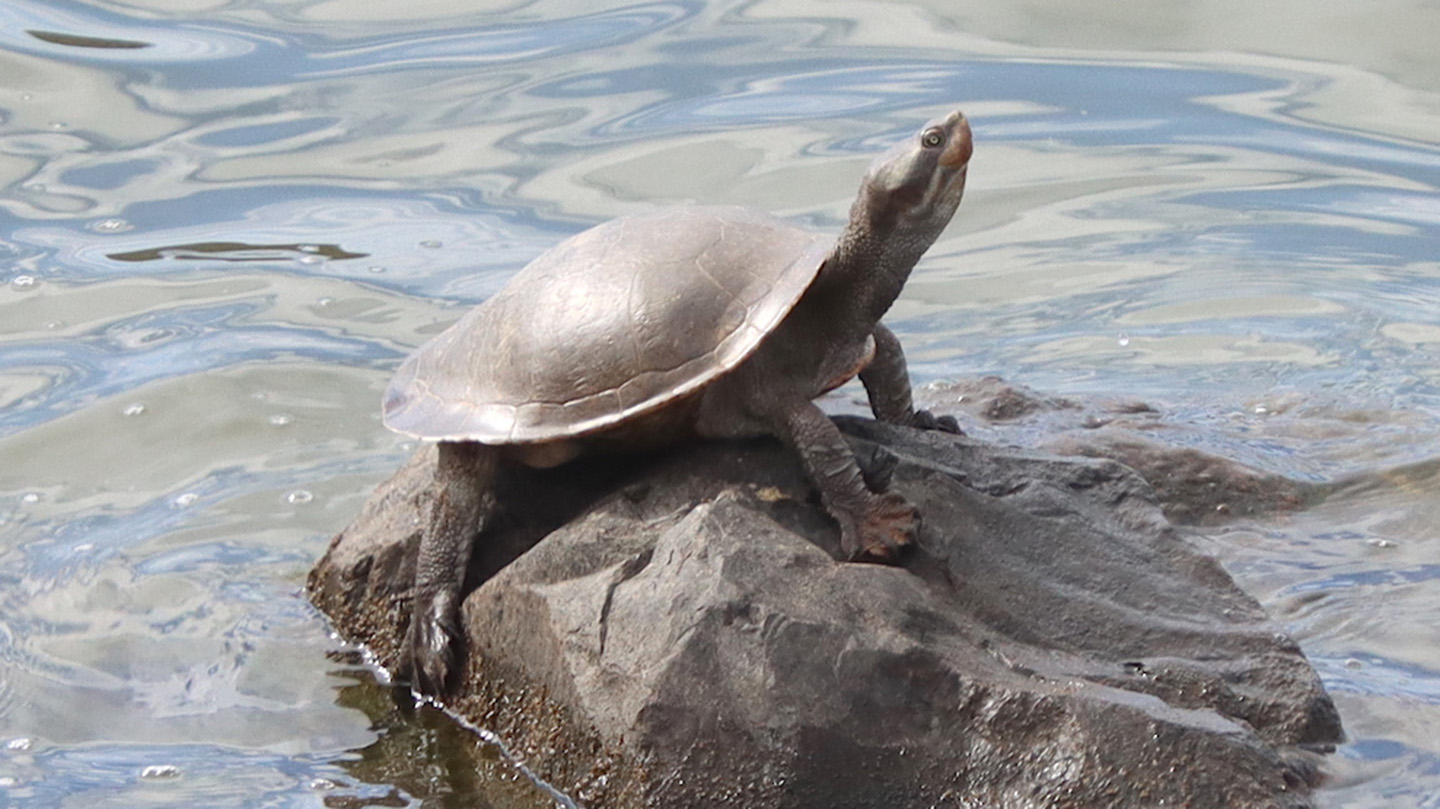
left=1318, top=653, right=1440, bottom=702
left=301, top=3, right=696, bottom=78
left=79, top=454, right=370, bottom=556
left=1288, top=563, right=1440, bottom=592
left=0, top=0, right=256, bottom=63
left=1181, top=188, right=1440, bottom=262
left=194, top=117, right=341, bottom=148
left=59, top=159, right=159, bottom=191
left=14, top=475, right=313, bottom=585
left=11, top=743, right=367, bottom=809
left=569, top=61, right=1266, bottom=139
left=0, top=300, right=392, bottom=437
left=6, top=192, right=552, bottom=289
left=0, top=0, right=699, bottom=86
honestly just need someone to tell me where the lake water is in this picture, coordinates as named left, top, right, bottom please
left=2, top=1, right=1438, bottom=806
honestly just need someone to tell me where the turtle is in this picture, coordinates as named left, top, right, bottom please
left=384, top=109, right=973, bottom=695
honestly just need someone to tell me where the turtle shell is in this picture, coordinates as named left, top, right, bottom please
left=383, top=206, right=831, bottom=444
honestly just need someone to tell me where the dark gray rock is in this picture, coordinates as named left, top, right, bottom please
left=1037, top=427, right=1313, bottom=526
left=917, top=376, right=1314, bottom=525
left=309, top=416, right=1341, bottom=809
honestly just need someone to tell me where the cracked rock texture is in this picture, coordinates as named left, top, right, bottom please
left=309, top=415, right=1341, bottom=809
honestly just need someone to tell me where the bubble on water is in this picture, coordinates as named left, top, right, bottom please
left=269, top=414, right=292, bottom=427
left=1116, top=333, right=1130, bottom=347
left=11, top=275, right=37, bottom=289
left=1344, top=658, right=1365, bottom=669
left=315, top=297, right=333, bottom=308
left=90, top=218, right=133, bottom=233
left=139, top=764, right=181, bottom=780
left=20, top=492, right=39, bottom=504
left=419, top=239, right=443, bottom=249
left=0, top=776, right=16, bottom=787
left=21, top=92, right=32, bottom=101
left=367, top=265, right=385, bottom=273
left=286, top=489, right=314, bottom=505
left=6, top=737, right=33, bottom=751
left=123, top=403, right=146, bottom=417
left=1252, top=404, right=1269, bottom=415
left=45, top=320, right=64, bottom=329
left=50, top=121, right=67, bottom=129
left=308, top=777, right=339, bottom=790
left=173, top=492, right=199, bottom=508
left=297, top=254, right=325, bottom=265
left=1367, top=538, right=1397, bottom=549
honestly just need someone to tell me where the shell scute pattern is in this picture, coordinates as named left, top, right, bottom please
left=383, top=206, right=828, bottom=444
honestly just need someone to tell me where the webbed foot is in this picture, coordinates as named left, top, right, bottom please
left=397, top=441, right=495, bottom=700
left=841, top=491, right=919, bottom=563
left=910, top=409, right=962, bottom=434
left=399, top=588, right=462, bottom=698
left=857, top=444, right=899, bottom=492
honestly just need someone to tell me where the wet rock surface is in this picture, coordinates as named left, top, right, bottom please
left=310, top=410, right=1342, bottom=809
left=918, top=376, right=1316, bottom=525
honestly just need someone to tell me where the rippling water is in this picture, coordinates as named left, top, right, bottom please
left=2, top=1, right=1439, bottom=806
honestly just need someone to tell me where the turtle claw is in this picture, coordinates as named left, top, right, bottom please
left=858, top=445, right=899, bottom=492
left=843, top=491, right=919, bottom=563
left=911, top=409, right=962, bottom=435
left=400, top=589, right=462, bottom=699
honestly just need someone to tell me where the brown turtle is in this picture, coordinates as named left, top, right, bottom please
left=384, top=109, right=973, bottom=695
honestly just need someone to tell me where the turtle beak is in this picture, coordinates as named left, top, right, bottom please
left=940, top=111, right=973, bottom=170
left=856, top=109, right=973, bottom=232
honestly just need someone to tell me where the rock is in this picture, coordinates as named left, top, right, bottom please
left=1038, top=427, right=1314, bottom=526
left=309, top=417, right=1341, bottom=809
left=917, top=377, right=1313, bottom=525
left=918, top=374, right=1080, bottom=422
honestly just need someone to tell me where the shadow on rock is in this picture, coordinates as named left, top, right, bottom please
left=310, top=416, right=1342, bottom=809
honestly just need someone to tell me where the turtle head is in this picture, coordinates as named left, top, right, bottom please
left=855, top=110, right=972, bottom=241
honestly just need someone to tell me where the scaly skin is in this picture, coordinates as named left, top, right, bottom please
left=697, top=110, right=972, bottom=561
left=861, top=323, right=963, bottom=434
left=398, top=441, right=496, bottom=697
left=397, top=111, right=973, bottom=696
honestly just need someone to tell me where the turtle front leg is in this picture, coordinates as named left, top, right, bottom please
left=777, top=400, right=918, bottom=562
left=400, top=440, right=498, bottom=697
left=860, top=323, right=961, bottom=434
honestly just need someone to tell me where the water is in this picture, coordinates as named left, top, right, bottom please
left=2, top=0, right=1438, bottom=806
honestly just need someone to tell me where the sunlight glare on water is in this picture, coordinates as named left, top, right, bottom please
left=2, top=0, right=1439, bottom=806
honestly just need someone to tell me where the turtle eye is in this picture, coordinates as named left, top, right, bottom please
left=921, top=128, right=944, bottom=148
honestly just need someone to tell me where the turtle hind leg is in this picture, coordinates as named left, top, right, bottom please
left=399, top=440, right=498, bottom=698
